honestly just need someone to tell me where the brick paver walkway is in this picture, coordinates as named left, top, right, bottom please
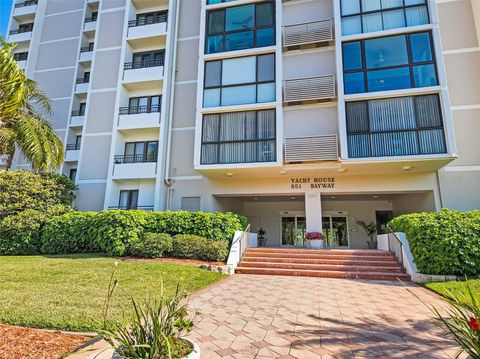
left=187, top=275, right=465, bottom=359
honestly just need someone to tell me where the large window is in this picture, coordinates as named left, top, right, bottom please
left=341, top=0, right=429, bottom=36
left=115, top=141, right=158, bottom=163
left=205, top=2, right=275, bottom=54
left=125, top=50, right=165, bottom=70
left=343, top=31, right=437, bottom=94
left=118, top=190, right=139, bottom=210
left=120, top=95, right=161, bottom=114
left=201, top=109, right=276, bottom=164
left=346, top=94, right=447, bottom=158
left=204, top=54, right=275, bottom=107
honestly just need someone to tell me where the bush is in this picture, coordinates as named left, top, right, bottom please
left=129, top=233, right=173, bottom=258
left=389, top=209, right=480, bottom=275
left=172, top=234, right=229, bottom=262
left=0, top=205, right=73, bottom=255
left=41, top=212, right=99, bottom=254
left=0, top=170, right=76, bottom=220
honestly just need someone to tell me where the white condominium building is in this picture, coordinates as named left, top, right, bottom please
left=6, top=0, right=480, bottom=248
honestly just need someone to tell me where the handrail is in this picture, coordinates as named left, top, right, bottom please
left=128, top=12, right=168, bottom=28
left=71, top=110, right=85, bottom=117
left=66, top=143, right=81, bottom=151
left=114, top=154, right=158, bottom=164
left=124, top=58, right=165, bottom=70
left=107, top=206, right=154, bottom=211
left=386, top=224, right=404, bottom=267
left=237, top=224, right=251, bottom=263
left=119, top=104, right=161, bottom=115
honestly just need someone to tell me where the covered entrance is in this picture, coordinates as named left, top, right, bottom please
left=280, top=212, right=306, bottom=246
left=322, top=214, right=349, bottom=248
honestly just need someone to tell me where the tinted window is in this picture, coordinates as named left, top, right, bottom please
left=256, top=3, right=274, bottom=27
left=257, top=54, right=275, bottom=82
left=208, top=11, right=224, bottom=34
left=205, top=61, right=221, bottom=87
left=226, top=5, right=254, bottom=31
left=365, top=35, right=408, bottom=69
left=343, top=42, right=362, bottom=71
left=410, top=32, right=433, bottom=62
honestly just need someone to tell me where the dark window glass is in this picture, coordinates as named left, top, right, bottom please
left=205, top=61, right=221, bottom=87
left=225, top=31, right=254, bottom=52
left=343, top=31, right=437, bottom=94
left=256, top=28, right=275, bottom=47
left=69, top=169, right=77, bottom=182
left=257, top=54, right=275, bottom=82
left=79, top=103, right=86, bottom=115
left=119, top=190, right=138, bottom=209
left=343, top=42, right=362, bottom=71
left=256, top=3, right=274, bottom=27
left=225, top=5, right=254, bottom=32
left=207, top=10, right=224, bottom=35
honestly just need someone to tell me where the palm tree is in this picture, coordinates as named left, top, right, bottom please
left=0, top=36, right=64, bottom=171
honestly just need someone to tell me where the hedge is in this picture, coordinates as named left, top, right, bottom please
left=129, top=233, right=173, bottom=258
left=40, top=210, right=246, bottom=257
left=173, top=235, right=229, bottom=262
left=389, top=209, right=480, bottom=275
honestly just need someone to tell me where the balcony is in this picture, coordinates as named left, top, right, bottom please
left=118, top=105, right=161, bottom=130
left=75, top=77, right=89, bottom=93
left=127, top=13, right=168, bottom=41
left=283, top=75, right=336, bottom=104
left=107, top=205, right=154, bottom=211
left=83, top=17, right=97, bottom=32
left=9, top=28, right=33, bottom=43
left=13, top=0, right=37, bottom=16
left=79, top=47, right=93, bottom=62
left=284, top=135, right=338, bottom=163
left=122, top=59, right=164, bottom=87
left=283, top=18, right=334, bottom=49
left=65, top=144, right=81, bottom=162
left=112, top=154, right=158, bottom=179
left=70, top=110, right=85, bottom=127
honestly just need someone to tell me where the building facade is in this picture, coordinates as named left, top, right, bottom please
left=5, top=0, right=480, bottom=249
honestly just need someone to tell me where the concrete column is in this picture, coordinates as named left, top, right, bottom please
left=305, top=192, right=323, bottom=232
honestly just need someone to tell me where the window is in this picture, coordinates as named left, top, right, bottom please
left=119, top=190, right=139, bottom=210
left=75, top=135, right=82, bottom=149
left=69, top=168, right=77, bottom=182
left=126, top=50, right=165, bottom=69
left=18, top=23, right=34, bottom=33
left=115, top=141, right=158, bottom=163
left=342, top=31, right=438, bottom=94
left=121, top=95, right=161, bottom=114
left=91, top=11, right=98, bottom=21
left=346, top=94, right=446, bottom=158
left=181, top=197, right=201, bottom=212
left=83, top=71, right=90, bottom=82
left=79, top=103, right=86, bottom=116
left=340, top=0, right=429, bottom=35
left=88, top=42, right=94, bottom=51
left=201, top=109, right=276, bottom=164
left=205, top=2, right=275, bottom=54
left=204, top=54, right=275, bottom=107
left=13, top=52, right=28, bottom=61
left=207, top=0, right=236, bottom=4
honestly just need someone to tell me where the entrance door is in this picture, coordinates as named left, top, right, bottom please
left=322, top=215, right=350, bottom=248
left=375, top=210, right=393, bottom=234
left=281, top=214, right=306, bottom=247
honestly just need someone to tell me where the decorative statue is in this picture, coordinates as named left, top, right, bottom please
left=257, top=227, right=267, bottom=247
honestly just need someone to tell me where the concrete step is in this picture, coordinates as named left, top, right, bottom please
left=241, top=256, right=399, bottom=267
left=243, top=252, right=398, bottom=261
left=238, top=261, right=405, bottom=273
left=235, top=267, right=411, bottom=281
left=246, top=248, right=392, bottom=256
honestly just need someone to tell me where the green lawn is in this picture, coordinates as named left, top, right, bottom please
left=0, top=255, right=227, bottom=332
left=426, top=279, right=480, bottom=304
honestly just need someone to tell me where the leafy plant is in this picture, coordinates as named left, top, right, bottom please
left=305, top=232, right=324, bottom=240
left=101, top=282, right=196, bottom=359
left=130, top=233, right=173, bottom=258
left=0, top=36, right=64, bottom=171
left=390, top=209, right=480, bottom=275
left=356, top=220, right=377, bottom=241
left=173, top=234, right=229, bottom=262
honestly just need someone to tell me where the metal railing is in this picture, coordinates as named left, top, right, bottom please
left=84, top=16, right=97, bottom=23
left=238, top=224, right=251, bottom=263
left=107, top=205, right=154, bottom=211
left=284, top=134, right=338, bottom=162
left=80, top=46, right=93, bottom=53
left=284, top=74, right=336, bottom=102
left=14, top=0, right=37, bottom=8
left=9, top=26, right=33, bottom=35
left=71, top=110, right=85, bottom=117
left=76, top=77, right=89, bottom=84
left=124, top=58, right=164, bottom=70
left=14, top=52, right=28, bottom=61
left=128, top=13, right=168, bottom=27
left=114, top=154, right=158, bottom=164
left=66, top=143, right=81, bottom=151
left=386, top=224, right=404, bottom=267
left=283, top=18, right=334, bottom=47
left=119, top=105, right=161, bottom=115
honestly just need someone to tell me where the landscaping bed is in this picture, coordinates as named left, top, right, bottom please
left=0, top=323, right=90, bottom=359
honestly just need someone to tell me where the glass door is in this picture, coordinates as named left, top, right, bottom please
left=322, top=215, right=350, bottom=248
left=281, top=215, right=307, bottom=247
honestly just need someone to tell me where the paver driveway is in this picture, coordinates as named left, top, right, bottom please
left=187, top=274, right=465, bottom=359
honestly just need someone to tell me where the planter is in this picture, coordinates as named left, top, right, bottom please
left=308, top=239, right=324, bottom=249
left=366, top=240, right=378, bottom=249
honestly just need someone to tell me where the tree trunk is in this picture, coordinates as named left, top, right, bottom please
left=5, top=152, right=14, bottom=171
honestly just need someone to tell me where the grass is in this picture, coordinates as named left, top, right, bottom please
left=0, top=254, right=227, bottom=332
left=425, top=279, right=480, bottom=304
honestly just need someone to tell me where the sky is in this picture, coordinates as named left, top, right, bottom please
left=0, top=0, right=13, bottom=38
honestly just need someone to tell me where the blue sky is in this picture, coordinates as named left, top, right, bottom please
left=1, top=0, right=13, bottom=38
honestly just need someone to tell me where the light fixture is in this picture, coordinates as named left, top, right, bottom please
left=330, top=196, right=336, bottom=199
left=253, top=197, right=258, bottom=201
left=225, top=172, right=233, bottom=177
left=402, top=165, right=414, bottom=171
left=337, top=168, right=347, bottom=173
left=291, top=197, right=296, bottom=200
left=373, top=195, right=379, bottom=199
left=279, top=170, right=287, bottom=175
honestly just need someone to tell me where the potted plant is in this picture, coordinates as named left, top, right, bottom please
left=305, top=232, right=325, bottom=249
left=356, top=221, right=377, bottom=249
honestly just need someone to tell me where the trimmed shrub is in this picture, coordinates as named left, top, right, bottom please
left=0, top=170, right=76, bottom=220
left=41, top=212, right=99, bottom=254
left=0, top=205, right=73, bottom=255
left=389, top=209, right=480, bottom=275
left=172, top=234, right=229, bottom=262
left=129, top=233, right=173, bottom=258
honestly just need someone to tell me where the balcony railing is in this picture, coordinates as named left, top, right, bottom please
left=284, top=135, right=338, bottom=163
left=80, top=46, right=93, bottom=53
left=76, top=77, right=89, bottom=84
left=9, top=26, right=33, bottom=35
left=14, top=0, right=37, bottom=7
left=283, top=18, right=334, bottom=47
left=107, top=205, right=154, bottom=211
left=14, top=52, right=28, bottom=61
left=66, top=143, right=81, bottom=151
left=284, top=74, right=336, bottom=103
left=84, top=16, right=97, bottom=23
left=124, top=58, right=164, bottom=70
left=114, top=154, right=158, bottom=164
left=128, top=12, right=168, bottom=28
left=118, top=105, right=161, bottom=115
left=71, top=110, right=85, bottom=117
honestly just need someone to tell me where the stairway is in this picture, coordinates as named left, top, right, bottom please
left=236, top=248, right=410, bottom=281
